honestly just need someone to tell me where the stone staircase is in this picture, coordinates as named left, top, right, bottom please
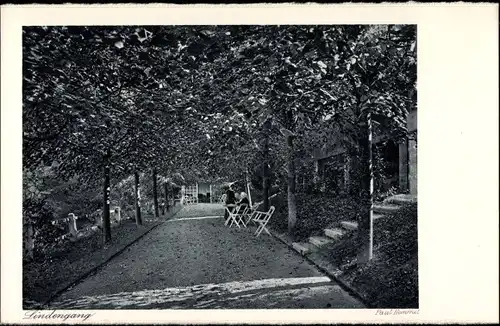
left=291, top=194, right=417, bottom=256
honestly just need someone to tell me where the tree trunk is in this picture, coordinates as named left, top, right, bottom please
left=245, top=167, right=253, bottom=207
left=313, top=160, right=319, bottom=187
left=153, top=169, right=159, bottom=218
left=24, top=222, right=35, bottom=261
left=357, top=112, right=374, bottom=264
left=343, top=154, right=351, bottom=192
left=134, top=170, right=142, bottom=226
left=102, top=150, right=112, bottom=243
left=262, top=135, right=270, bottom=211
left=287, top=135, right=297, bottom=234
left=347, top=147, right=362, bottom=196
left=164, top=182, right=169, bottom=212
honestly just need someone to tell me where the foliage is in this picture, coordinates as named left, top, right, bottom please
left=23, top=24, right=415, bottom=183
left=23, top=165, right=103, bottom=258
left=23, top=196, right=62, bottom=260
left=23, top=24, right=416, bottom=244
left=278, top=192, right=363, bottom=241
left=24, top=26, right=223, bottom=180
left=325, top=203, right=418, bottom=308
left=266, top=193, right=288, bottom=231
left=23, top=218, right=166, bottom=306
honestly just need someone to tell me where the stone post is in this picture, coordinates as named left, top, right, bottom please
left=318, top=159, right=326, bottom=192
left=67, top=213, right=78, bottom=240
left=344, top=155, right=351, bottom=191
left=313, top=160, right=319, bottom=185
left=115, top=207, right=121, bottom=223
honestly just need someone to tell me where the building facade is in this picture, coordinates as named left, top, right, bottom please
left=313, top=107, right=417, bottom=196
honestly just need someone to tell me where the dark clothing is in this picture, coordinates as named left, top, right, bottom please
left=237, top=198, right=250, bottom=214
left=224, top=189, right=236, bottom=221
left=238, top=197, right=250, bottom=206
left=225, top=189, right=236, bottom=205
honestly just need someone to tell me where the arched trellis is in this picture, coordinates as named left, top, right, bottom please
left=182, top=184, right=199, bottom=205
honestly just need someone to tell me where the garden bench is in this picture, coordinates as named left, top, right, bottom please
left=111, top=207, right=122, bottom=223
left=52, top=213, right=79, bottom=241
left=53, top=208, right=120, bottom=242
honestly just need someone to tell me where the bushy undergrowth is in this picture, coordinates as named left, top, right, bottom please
left=266, top=192, right=288, bottom=232
left=23, top=197, right=65, bottom=261
left=23, top=218, right=165, bottom=306
left=256, top=182, right=418, bottom=308
left=299, top=193, right=362, bottom=240
left=325, top=202, right=418, bottom=308
left=267, top=189, right=363, bottom=241
left=23, top=166, right=177, bottom=263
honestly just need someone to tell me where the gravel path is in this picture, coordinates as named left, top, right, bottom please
left=50, top=204, right=364, bottom=309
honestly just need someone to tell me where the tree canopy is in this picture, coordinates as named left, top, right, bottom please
left=24, top=25, right=415, bottom=184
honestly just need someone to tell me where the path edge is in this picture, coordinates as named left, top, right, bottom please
left=269, top=229, right=373, bottom=309
left=43, top=206, right=184, bottom=307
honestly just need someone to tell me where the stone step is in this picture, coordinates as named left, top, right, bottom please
left=292, top=242, right=316, bottom=256
left=309, top=236, right=333, bottom=248
left=340, top=221, right=358, bottom=231
left=373, top=204, right=400, bottom=214
left=324, top=228, right=345, bottom=240
left=384, top=194, right=417, bottom=205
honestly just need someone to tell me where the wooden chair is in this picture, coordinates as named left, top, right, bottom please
left=244, top=203, right=262, bottom=226
left=224, top=204, right=238, bottom=226
left=252, top=206, right=276, bottom=237
left=225, top=204, right=250, bottom=228
left=233, top=204, right=250, bottom=227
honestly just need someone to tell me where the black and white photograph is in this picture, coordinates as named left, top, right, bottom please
left=1, top=3, right=498, bottom=325
left=21, top=24, right=418, bottom=310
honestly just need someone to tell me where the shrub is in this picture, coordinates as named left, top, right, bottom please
left=23, top=197, right=65, bottom=261
left=267, top=192, right=288, bottom=232
left=326, top=202, right=419, bottom=308
left=373, top=202, right=418, bottom=264
left=266, top=184, right=365, bottom=241
left=292, top=192, right=363, bottom=241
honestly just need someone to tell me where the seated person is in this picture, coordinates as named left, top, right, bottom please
left=236, top=192, right=250, bottom=214
left=224, top=184, right=236, bottom=222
